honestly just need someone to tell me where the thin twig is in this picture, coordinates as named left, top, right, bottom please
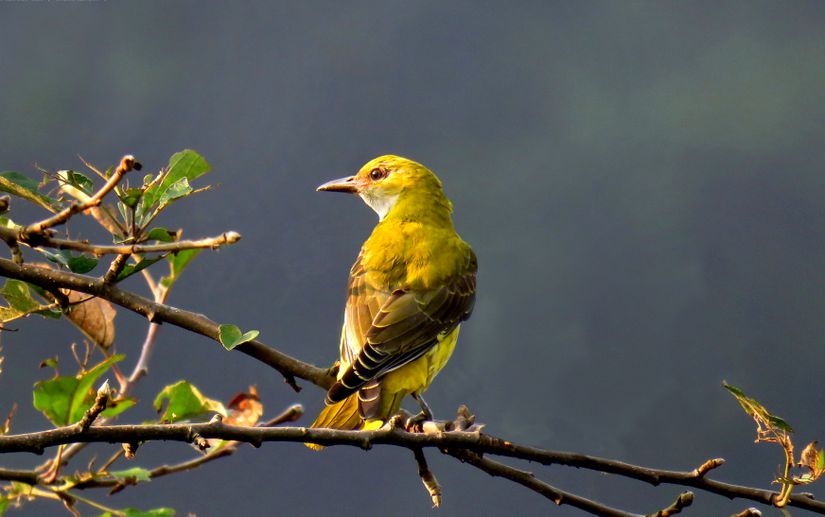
left=0, top=228, right=243, bottom=255
left=450, top=449, right=637, bottom=517
left=412, top=447, right=442, bottom=508
left=21, top=156, right=140, bottom=237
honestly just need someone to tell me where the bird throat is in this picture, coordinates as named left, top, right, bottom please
left=360, top=191, right=400, bottom=221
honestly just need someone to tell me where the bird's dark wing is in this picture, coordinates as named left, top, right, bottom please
left=326, top=250, right=476, bottom=405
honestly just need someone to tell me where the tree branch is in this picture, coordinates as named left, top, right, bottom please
left=20, top=155, right=140, bottom=237
left=0, top=258, right=332, bottom=391
left=0, top=226, right=242, bottom=256
left=0, top=421, right=822, bottom=512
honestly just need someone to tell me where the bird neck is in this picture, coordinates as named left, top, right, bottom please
left=380, top=188, right=454, bottom=228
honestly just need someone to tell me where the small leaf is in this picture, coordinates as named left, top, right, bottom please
left=146, top=227, right=181, bottom=243
left=65, top=291, right=117, bottom=349
left=723, top=381, right=794, bottom=433
left=119, top=187, right=144, bottom=209
left=0, top=497, right=8, bottom=516
left=0, top=171, right=59, bottom=212
left=109, top=467, right=152, bottom=482
left=116, top=255, right=165, bottom=282
left=795, top=441, right=825, bottom=484
left=67, top=255, right=99, bottom=274
left=142, top=150, right=210, bottom=211
left=33, top=355, right=124, bottom=426
left=38, top=249, right=98, bottom=274
left=62, top=170, right=95, bottom=196
left=157, top=177, right=192, bottom=207
left=153, top=380, right=226, bottom=423
left=101, top=398, right=136, bottom=418
left=160, top=249, right=202, bottom=288
left=218, top=324, right=259, bottom=351
left=1, top=280, right=41, bottom=313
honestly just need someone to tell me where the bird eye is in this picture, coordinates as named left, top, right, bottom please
left=369, top=168, right=386, bottom=181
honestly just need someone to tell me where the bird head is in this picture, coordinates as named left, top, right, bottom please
left=317, top=155, right=448, bottom=220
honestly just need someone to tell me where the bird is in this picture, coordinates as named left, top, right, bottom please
left=308, top=155, right=476, bottom=445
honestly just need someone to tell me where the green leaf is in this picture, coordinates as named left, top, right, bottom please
left=99, top=508, right=175, bottom=517
left=723, top=381, right=794, bottom=433
left=63, top=170, right=95, bottom=196
left=116, top=255, right=165, bottom=282
left=0, top=497, right=8, bottom=516
left=146, top=227, right=180, bottom=243
left=38, top=249, right=99, bottom=274
left=157, top=177, right=192, bottom=208
left=218, top=324, right=260, bottom=351
left=67, top=255, right=99, bottom=274
left=160, top=249, right=202, bottom=288
left=153, top=380, right=226, bottom=423
left=101, top=398, right=136, bottom=418
left=119, top=187, right=144, bottom=209
left=0, top=171, right=59, bottom=212
left=1, top=280, right=41, bottom=313
left=109, top=467, right=152, bottom=482
left=33, top=355, right=124, bottom=426
left=143, top=150, right=210, bottom=211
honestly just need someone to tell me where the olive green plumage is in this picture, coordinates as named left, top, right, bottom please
left=309, top=155, right=476, bottom=445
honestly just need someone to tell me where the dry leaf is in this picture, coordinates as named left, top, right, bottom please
left=796, top=441, right=825, bottom=484
left=59, top=174, right=122, bottom=235
left=64, top=290, right=116, bottom=349
left=224, top=386, right=263, bottom=427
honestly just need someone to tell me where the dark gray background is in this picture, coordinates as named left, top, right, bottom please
left=1, top=1, right=824, bottom=515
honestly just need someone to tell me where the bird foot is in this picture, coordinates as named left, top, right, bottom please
left=405, top=411, right=430, bottom=432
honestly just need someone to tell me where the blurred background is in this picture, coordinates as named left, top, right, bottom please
left=1, top=1, right=824, bottom=515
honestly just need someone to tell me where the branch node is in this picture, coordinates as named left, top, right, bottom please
left=648, top=491, right=693, bottom=516
left=691, top=458, right=725, bottom=478
left=122, top=442, right=139, bottom=459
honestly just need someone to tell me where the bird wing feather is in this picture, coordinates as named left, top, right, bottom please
left=326, top=249, right=477, bottom=405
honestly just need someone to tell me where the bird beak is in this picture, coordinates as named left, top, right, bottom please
left=316, top=176, right=359, bottom=193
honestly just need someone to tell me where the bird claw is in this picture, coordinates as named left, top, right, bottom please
left=405, top=411, right=429, bottom=432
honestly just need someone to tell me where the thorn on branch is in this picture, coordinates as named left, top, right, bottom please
left=648, top=491, right=693, bottom=516
left=413, top=447, right=442, bottom=508
left=77, top=380, right=111, bottom=431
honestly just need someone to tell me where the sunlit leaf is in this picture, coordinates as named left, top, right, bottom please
left=218, top=324, right=259, bottom=351
left=146, top=227, right=180, bottom=243
left=157, top=177, right=192, bottom=208
left=160, top=249, right=201, bottom=288
left=32, top=355, right=124, bottom=426
left=723, top=381, right=793, bottom=433
left=142, top=150, right=210, bottom=211
left=0, top=171, right=59, bottom=212
left=101, top=398, right=136, bottom=418
left=61, top=170, right=95, bottom=196
left=207, top=386, right=264, bottom=449
left=1, top=280, right=41, bottom=313
left=153, top=380, right=226, bottom=423
left=109, top=467, right=152, bottom=482
left=119, top=187, right=144, bottom=209
left=116, top=255, right=165, bottom=282
left=65, top=291, right=116, bottom=349
left=795, top=441, right=825, bottom=484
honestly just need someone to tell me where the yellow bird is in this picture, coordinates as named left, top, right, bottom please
left=309, top=155, right=477, bottom=440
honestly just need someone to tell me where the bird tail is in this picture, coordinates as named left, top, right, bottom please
left=305, top=392, right=362, bottom=451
